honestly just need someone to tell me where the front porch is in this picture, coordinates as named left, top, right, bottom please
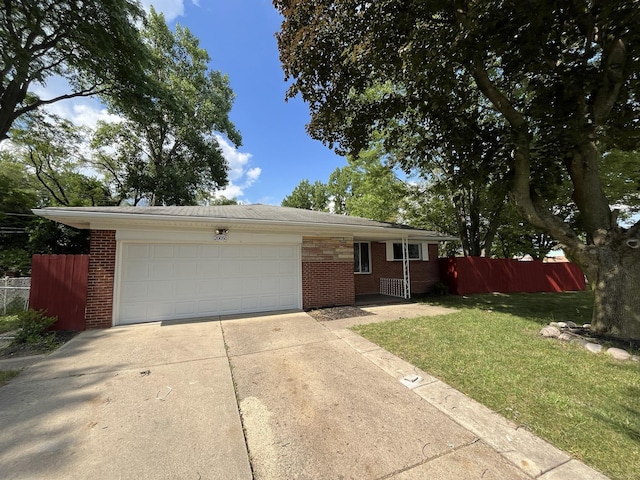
left=355, top=293, right=414, bottom=307
left=354, top=241, right=441, bottom=300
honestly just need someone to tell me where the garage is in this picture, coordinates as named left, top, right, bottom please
left=115, top=242, right=301, bottom=325
left=32, top=204, right=453, bottom=329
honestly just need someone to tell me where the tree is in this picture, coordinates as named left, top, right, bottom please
left=10, top=111, right=113, bottom=207
left=0, top=156, right=37, bottom=275
left=275, top=1, right=640, bottom=340
left=202, top=196, right=239, bottom=206
left=327, top=144, right=406, bottom=222
left=0, top=0, right=154, bottom=142
left=92, top=9, right=241, bottom=206
left=600, top=150, right=640, bottom=223
left=282, top=179, right=330, bottom=211
left=6, top=112, right=115, bottom=258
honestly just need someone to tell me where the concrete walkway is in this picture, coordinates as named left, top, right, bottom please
left=0, top=305, right=608, bottom=479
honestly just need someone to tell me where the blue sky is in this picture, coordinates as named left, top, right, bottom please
left=36, top=0, right=347, bottom=205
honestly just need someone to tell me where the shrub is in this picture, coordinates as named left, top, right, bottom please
left=430, top=281, right=449, bottom=296
left=13, top=309, right=57, bottom=344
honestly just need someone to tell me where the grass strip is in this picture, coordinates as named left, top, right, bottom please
left=353, top=292, right=639, bottom=480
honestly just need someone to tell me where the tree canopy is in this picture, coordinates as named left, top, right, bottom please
left=0, top=156, right=37, bottom=275
left=327, top=143, right=406, bottom=222
left=0, top=0, right=155, bottom=142
left=275, top=0, right=640, bottom=340
left=93, top=9, right=241, bottom=206
left=281, top=179, right=330, bottom=211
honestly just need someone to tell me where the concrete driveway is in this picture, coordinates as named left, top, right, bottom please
left=0, top=320, right=251, bottom=479
left=0, top=306, right=607, bottom=479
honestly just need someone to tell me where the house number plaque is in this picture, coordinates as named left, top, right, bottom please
left=214, top=229, right=228, bottom=242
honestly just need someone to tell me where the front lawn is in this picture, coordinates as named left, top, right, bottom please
left=353, top=291, right=639, bottom=480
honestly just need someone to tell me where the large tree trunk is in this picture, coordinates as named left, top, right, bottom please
left=588, top=240, right=640, bottom=342
left=508, top=137, right=640, bottom=341
left=470, top=37, right=640, bottom=339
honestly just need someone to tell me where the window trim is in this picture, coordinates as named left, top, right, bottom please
left=386, top=242, right=431, bottom=261
left=354, top=241, right=372, bottom=274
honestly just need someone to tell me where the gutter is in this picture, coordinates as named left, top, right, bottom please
left=32, top=208, right=458, bottom=242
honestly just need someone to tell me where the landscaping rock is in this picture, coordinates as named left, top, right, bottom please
left=571, top=337, right=589, bottom=347
left=606, top=348, right=631, bottom=361
left=584, top=343, right=603, bottom=354
left=541, top=322, right=638, bottom=363
left=539, top=326, right=561, bottom=338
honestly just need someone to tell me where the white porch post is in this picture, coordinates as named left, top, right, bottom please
left=402, top=237, right=411, bottom=299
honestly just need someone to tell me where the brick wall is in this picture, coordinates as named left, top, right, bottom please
left=354, top=242, right=441, bottom=295
left=85, top=230, right=116, bottom=328
left=302, top=237, right=355, bottom=309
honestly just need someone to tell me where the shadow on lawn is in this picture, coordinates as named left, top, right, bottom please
left=590, top=391, right=640, bottom=444
left=619, top=387, right=640, bottom=443
left=420, top=291, right=640, bottom=353
left=418, top=290, right=594, bottom=326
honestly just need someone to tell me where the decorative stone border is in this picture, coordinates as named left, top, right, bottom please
left=539, top=323, right=639, bottom=362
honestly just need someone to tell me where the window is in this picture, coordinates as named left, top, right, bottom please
left=392, top=243, right=422, bottom=260
left=386, top=242, right=431, bottom=261
left=354, top=242, right=371, bottom=273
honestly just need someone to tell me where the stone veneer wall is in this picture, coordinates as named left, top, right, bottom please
left=301, top=237, right=355, bottom=309
left=85, top=230, right=116, bottom=328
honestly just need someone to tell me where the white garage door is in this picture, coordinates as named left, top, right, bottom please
left=116, top=243, right=301, bottom=325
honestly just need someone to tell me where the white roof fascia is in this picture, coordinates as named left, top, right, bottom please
left=32, top=208, right=457, bottom=242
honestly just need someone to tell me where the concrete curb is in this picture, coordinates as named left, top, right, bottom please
left=334, top=328, right=609, bottom=480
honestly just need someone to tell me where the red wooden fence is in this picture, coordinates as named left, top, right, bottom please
left=439, top=257, right=586, bottom=295
left=29, top=254, right=89, bottom=331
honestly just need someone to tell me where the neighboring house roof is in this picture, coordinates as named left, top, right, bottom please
left=33, top=205, right=457, bottom=242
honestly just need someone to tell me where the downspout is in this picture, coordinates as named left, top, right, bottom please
left=402, top=237, right=411, bottom=299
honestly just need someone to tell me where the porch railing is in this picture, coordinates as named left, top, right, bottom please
left=380, top=278, right=405, bottom=298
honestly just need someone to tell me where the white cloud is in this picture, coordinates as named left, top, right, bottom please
left=27, top=76, right=122, bottom=131
left=140, top=0, right=185, bottom=21
left=246, top=167, right=262, bottom=182
left=216, top=134, right=252, bottom=181
left=216, top=184, right=245, bottom=200
left=214, top=135, right=261, bottom=202
left=58, top=102, right=122, bottom=131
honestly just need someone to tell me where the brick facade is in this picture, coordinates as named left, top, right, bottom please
left=85, top=230, right=116, bottom=329
left=354, top=242, right=440, bottom=295
left=302, top=237, right=355, bottom=309
left=83, top=232, right=441, bottom=326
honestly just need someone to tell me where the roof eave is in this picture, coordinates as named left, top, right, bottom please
left=32, top=208, right=457, bottom=242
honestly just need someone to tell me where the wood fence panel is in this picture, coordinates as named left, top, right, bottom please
left=29, top=254, right=89, bottom=331
left=440, top=257, right=585, bottom=295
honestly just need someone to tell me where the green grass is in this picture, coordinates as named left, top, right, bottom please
left=353, top=291, right=640, bottom=480
left=0, top=313, right=21, bottom=334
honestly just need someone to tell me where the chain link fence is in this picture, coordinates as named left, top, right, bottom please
left=1, top=277, right=30, bottom=315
